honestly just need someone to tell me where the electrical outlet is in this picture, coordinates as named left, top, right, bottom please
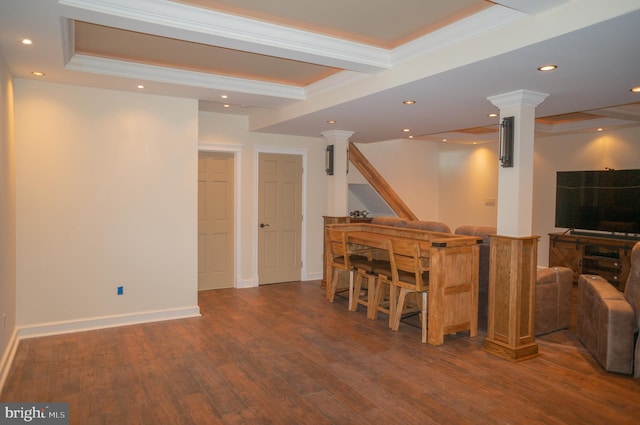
left=117, top=286, right=124, bottom=296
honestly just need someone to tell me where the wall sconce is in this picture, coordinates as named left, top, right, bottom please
left=499, top=116, right=514, bottom=168
left=325, top=145, right=334, bottom=175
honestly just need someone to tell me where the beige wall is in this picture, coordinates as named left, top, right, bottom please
left=438, top=143, right=499, bottom=232
left=198, top=111, right=327, bottom=285
left=15, top=80, right=199, bottom=332
left=0, top=54, right=17, bottom=387
left=442, top=128, right=640, bottom=266
left=365, top=127, right=640, bottom=267
left=533, top=127, right=640, bottom=266
left=5, top=78, right=639, bottom=342
left=350, top=139, right=441, bottom=220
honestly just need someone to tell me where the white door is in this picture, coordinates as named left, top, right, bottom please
left=258, top=153, right=302, bottom=284
left=198, top=152, right=234, bottom=290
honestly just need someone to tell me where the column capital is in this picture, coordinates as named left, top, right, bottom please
left=487, top=89, right=549, bottom=109
left=321, top=130, right=355, bottom=142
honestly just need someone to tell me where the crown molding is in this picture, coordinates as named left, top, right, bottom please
left=391, top=5, right=525, bottom=64
left=304, top=70, right=368, bottom=98
left=58, top=0, right=391, bottom=73
left=65, top=54, right=306, bottom=99
left=488, top=89, right=549, bottom=109
left=493, top=0, right=569, bottom=15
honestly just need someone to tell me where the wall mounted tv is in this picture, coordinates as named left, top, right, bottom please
left=555, top=169, right=640, bottom=235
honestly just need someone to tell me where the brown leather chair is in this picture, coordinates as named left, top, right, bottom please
left=370, top=216, right=408, bottom=227
left=406, top=220, right=451, bottom=233
left=577, top=241, right=640, bottom=377
left=535, top=266, right=573, bottom=335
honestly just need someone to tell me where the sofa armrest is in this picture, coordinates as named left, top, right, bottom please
left=577, top=274, right=635, bottom=375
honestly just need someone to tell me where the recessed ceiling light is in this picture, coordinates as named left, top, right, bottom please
left=21, top=39, right=33, bottom=45
left=137, top=85, right=144, bottom=89
left=402, top=128, right=411, bottom=132
left=597, top=128, right=603, bottom=132
left=403, top=100, right=416, bottom=105
left=442, top=139, right=447, bottom=142
left=31, top=71, right=45, bottom=76
left=408, top=135, right=414, bottom=139
left=631, top=86, right=640, bottom=93
left=488, top=113, right=498, bottom=118
left=537, top=64, right=557, bottom=72
left=221, top=95, right=228, bottom=99
left=223, top=104, right=230, bottom=108
left=327, top=120, right=336, bottom=124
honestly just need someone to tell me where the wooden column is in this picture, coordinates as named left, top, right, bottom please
left=321, top=130, right=353, bottom=216
left=484, top=235, right=540, bottom=361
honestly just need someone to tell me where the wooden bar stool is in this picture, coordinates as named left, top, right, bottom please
left=325, top=227, right=371, bottom=304
left=388, top=238, right=430, bottom=343
left=371, top=261, right=395, bottom=327
left=350, top=258, right=390, bottom=319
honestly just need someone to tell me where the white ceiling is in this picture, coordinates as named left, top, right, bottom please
left=1, top=0, right=639, bottom=144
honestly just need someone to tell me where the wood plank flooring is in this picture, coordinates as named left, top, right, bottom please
left=2, top=281, right=639, bottom=424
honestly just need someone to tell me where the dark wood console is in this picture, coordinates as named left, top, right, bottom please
left=548, top=232, right=640, bottom=291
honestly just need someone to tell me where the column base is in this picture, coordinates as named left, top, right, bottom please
left=483, top=338, right=540, bottom=362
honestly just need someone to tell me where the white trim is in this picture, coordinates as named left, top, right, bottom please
left=236, top=277, right=258, bottom=289
left=0, top=328, right=19, bottom=394
left=59, top=0, right=390, bottom=72
left=66, top=54, right=306, bottom=100
left=254, top=146, right=308, bottom=285
left=198, top=143, right=243, bottom=153
left=198, top=143, right=243, bottom=289
left=17, top=306, right=201, bottom=340
left=303, top=271, right=323, bottom=281
left=492, top=0, right=569, bottom=15
left=391, top=6, right=525, bottom=64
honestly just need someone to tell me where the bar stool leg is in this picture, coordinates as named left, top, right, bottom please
left=421, top=292, right=428, bottom=344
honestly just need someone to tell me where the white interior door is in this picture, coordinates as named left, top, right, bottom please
left=258, top=153, right=302, bottom=284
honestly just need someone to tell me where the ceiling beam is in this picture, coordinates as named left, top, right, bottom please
left=58, top=0, right=391, bottom=73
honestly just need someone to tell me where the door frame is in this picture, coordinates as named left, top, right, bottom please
left=198, top=143, right=242, bottom=288
left=254, top=146, right=308, bottom=284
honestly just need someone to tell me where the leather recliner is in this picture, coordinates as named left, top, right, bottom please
left=577, top=241, right=640, bottom=377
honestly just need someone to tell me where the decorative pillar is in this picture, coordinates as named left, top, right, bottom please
left=321, top=130, right=354, bottom=216
left=488, top=90, right=548, bottom=236
left=484, top=235, right=540, bottom=361
left=483, top=90, right=547, bottom=361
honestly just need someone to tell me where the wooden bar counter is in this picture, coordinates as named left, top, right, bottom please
left=325, top=223, right=481, bottom=345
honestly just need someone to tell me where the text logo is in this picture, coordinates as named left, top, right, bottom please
left=1, top=403, right=68, bottom=424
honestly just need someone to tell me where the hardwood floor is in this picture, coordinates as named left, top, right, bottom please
left=2, top=281, right=639, bottom=424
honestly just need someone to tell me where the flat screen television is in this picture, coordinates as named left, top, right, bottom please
left=555, top=169, right=640, bottom=235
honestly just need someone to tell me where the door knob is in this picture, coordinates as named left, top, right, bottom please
left=260, top=223, right=270, bottom=228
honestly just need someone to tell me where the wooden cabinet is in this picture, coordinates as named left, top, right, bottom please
left=548, top=232, right=639, bottom=291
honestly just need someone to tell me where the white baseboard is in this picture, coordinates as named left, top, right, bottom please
left=0, top=328, right=19, bottom=395
left=17, top=306, right=201, bottom=340
left=236, top=277, right=258, bottom=288
left=303, top=272, right=322, bottom=281
left=236, top=273, right=321, bottom=288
